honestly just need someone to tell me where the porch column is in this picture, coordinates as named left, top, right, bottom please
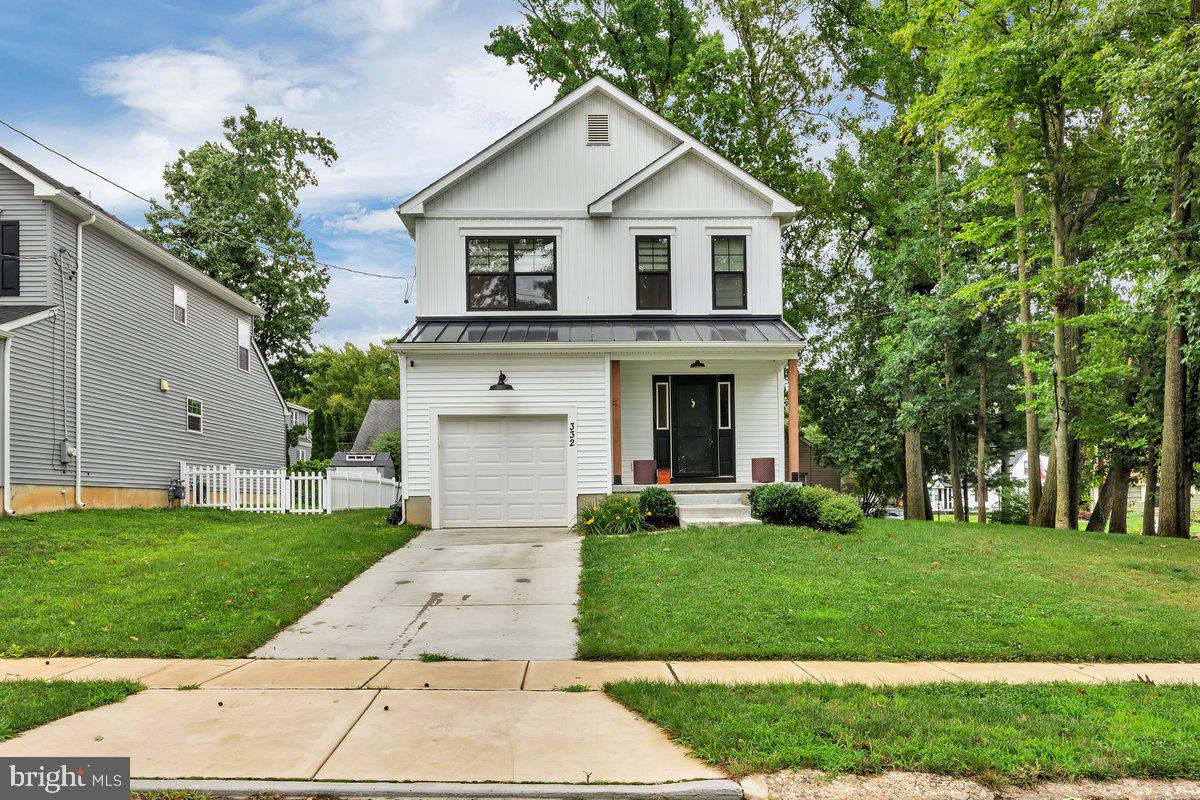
left=611, top=359, right=622, bottom=485
left=787, top=358, right=800, bottom=482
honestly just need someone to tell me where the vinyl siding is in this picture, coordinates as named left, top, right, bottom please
left=415, top=216, right=783, bottom=317
left=5, top=200, right=286, bottom=493
left=0, top=164, right=50, bottom=304
left=618, top=359, right=785, bottom=483
left=401, top=353, right=609, bottom=497
left=426, top=93, right=678, bottom=213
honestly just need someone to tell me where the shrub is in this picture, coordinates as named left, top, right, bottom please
left=750, top=482, right=804, bottom=525
left=750, top=482, right=864, bottom=533
left=575, top=494, right=645, bottom=535
left=816, top=492, right=865, bottom=533
left=991, top=484, right=1030, bottom=525
left=288, top=457, right=331, bottom=474
left=638, top=487, right=678, bottom=527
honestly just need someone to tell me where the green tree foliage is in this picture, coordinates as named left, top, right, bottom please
left=144, top=107, right=337, bottom=393
left=295, top=343, right=399, bottom=455
left=369, top=430, right=403, bottom=468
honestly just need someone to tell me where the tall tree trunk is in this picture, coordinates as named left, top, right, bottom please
left=1142, top=452, right=1158, bottom=536
left=936, top=139, right=965, bottom=523
left=1014, top=178, right=1042, bottom=522
left=1109, top=454, right=1130, bottom=534
left=904, top=424, right=928, bottom=521
left=1160, top=309, right=1190, bottom=537
left=1035, top=442, right=1059, bottom=528
left=976, top=313, right=988, bottom=524
left=1086, top=462, right=1115, bottom=532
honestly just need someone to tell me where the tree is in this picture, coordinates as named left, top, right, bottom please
left=295, top=343, right=400, bottom=443
left=145, top=107, right=337, bottom=391
left=369, top=430, right=403, bottom=469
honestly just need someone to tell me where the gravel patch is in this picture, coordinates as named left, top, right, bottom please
left=756, top=770, right=1200, bottom=800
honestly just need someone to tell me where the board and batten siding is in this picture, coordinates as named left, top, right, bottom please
left=618, top=359, right=785, bottom=484
left=401, top=353, right=609, bottom=499
left=611, top=152, right=772, bottom=215
left=4, top=202, right=286, bottom=491
left=0, top=164, right=51, bottom=304
left=415, top=216, right=782, bottom=317
left=425, top=93, right=677, bottom=214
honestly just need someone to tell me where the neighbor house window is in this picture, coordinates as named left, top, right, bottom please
left=636, top=235, right=670, bottom=310
left=345, top=453, right=375, bottom=462
left=173, top=285, right=188, bottom=325
left=1, top=220, right=20, bottom=297
left=237, top=318, right=251, bottom=372
left=466, top=237, right=556, bottom=311
left=711, top=235, right=747, bottom=309
left=186, top=398, right=203, bottom=433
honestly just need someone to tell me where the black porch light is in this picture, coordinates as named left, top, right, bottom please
left=690, top=360, right=705, bottom=368
left=489, top=371, right=515, bottom=391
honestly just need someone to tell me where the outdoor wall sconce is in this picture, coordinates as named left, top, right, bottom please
left=690, top=360, right=705, bottom=368
left=489, top=371, right=514, bottom=390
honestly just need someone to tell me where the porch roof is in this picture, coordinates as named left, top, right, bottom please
left=396, top=315, right=804, bottom=347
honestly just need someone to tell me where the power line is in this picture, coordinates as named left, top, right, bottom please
left=0, top=117, right=413, bottom=294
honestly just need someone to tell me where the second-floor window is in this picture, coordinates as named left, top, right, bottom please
left=1, top=220, right=20, bottom=297
left=237, top=318, right=251, bottom=372
left=712, top=235, right=747, bottom=310
left=173, top=285, right=188, bottom=325
left=466, top=237, right=556, bottom=311
left=635, top=236, right=671, bottom=310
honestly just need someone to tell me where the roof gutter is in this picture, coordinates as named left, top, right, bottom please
left=75, top=213, right=96, bottom=508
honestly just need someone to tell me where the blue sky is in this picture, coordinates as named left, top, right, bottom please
left=0, top=0, right=556, bottom=346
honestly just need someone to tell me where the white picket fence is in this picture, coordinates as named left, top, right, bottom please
left=179, top=462, right=399, bottom=515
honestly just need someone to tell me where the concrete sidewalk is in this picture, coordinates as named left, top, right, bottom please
left=5, top=657, right=1200, bottom=689
left=252, top=527, right=581, bottom=661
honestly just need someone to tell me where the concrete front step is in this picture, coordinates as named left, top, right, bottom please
left=673, top=492, right=747, bottom=506
left=680, top=517, right=762, bottom=529
left=678, top=504, right=753, bottom=520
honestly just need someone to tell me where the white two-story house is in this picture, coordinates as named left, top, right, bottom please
left=393, top=77, right=805, bottom=528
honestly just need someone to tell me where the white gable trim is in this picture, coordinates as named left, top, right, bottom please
left=396, top=76, right=796, bottom=227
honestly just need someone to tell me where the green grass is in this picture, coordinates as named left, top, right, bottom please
left=579, top=518, right=1200, bottom=661
left=0, top=508, right=419, bottom=658
left=607, top=680, right=1200, bottom=787
left=0, top=679, right=142, bottom=741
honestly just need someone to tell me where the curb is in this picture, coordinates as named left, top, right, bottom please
left=130, top=778, right=745, bottom=799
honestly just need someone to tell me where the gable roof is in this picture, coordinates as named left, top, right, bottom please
left=0, top=145, right=262, bottom=317
left=396, top=76, right=796, bottom=229
left=352, top=399, right=401, bottom=450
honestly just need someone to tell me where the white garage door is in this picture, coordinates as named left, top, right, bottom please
left=438, top=415, right=569, bottom=527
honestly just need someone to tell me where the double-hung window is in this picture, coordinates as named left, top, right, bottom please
left=173, top=285, right=188, bottom=325
left=237, top=318, right=251, bottom=372
left=635, top=235, right=670, bottom=310
left=466, top=237, right=556, bottom=311
left=1, top=220, right=20, bottom=297
left=711, top=235, right=747, bottom=309
left=186, top=398, right=203, bottom=433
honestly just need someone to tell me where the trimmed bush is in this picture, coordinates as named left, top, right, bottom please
left=288, top=457, right=331, bottom=474
left=816, top=492, right=865, bottom=533
left=575, top=494, right=645, bottom=536
left=750, top=482, right=864, bottom=533
left=638, top=486, right=678, bottom=527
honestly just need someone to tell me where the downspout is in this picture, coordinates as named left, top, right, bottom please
left=1, top=331, right=12, bottom=515
left=75, top=214, right=96, bottom=507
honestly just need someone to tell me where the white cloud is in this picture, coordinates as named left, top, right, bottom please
left=246, top=0, right=446, bottom=37
left=324, top=205, right=405, bottom=235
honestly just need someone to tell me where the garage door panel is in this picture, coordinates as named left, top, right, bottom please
left=439, top=415, right=570, bottom=527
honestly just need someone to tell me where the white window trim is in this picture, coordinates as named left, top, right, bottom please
left=186, top=398, right=203, bottom=434
left=654, top=381, right=670, bottom=431
left=237, top=318, right=252, bottom=373
left=173, top=285, right=188, bottom=327
left=345, top=453, right=376, bottom=462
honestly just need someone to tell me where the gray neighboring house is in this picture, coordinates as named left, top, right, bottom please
left=330, top=451, right=396, bottom=480
left=0, top=145, right=288, bottom=514
left=287, top=401, right=313, bottom=462
left=351, top=399, right=401, bottom=450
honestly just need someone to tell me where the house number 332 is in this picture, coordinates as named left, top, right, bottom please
left=568, top=422, right=576, bottom=446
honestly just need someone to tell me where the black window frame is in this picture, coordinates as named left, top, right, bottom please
left=465, top=236, right=558, bottom=312
left=635, top=235, right=671, bottom=310
left=711, top=235, right=748, bottom=310
left=1, top=220, right=20, bottom=297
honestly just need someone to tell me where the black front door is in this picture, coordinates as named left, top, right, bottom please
left=671, top=377, right=718, bottom=479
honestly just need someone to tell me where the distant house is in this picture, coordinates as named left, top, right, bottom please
left=786, top=437, right=842, bottom=491
left=0, top=145, right=288, bottom=514
left=351, top=399, right=400, bottom=451
left=930, top=450, right=1048, bottom=515
left=287, top=402, right=313, bottom=462
left=330, top=451, right=395, bottom=480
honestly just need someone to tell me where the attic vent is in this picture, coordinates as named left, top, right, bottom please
left=587, top=113, right=610, bottom=146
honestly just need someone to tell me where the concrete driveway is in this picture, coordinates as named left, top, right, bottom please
left=253, top=527, right=580, bottom=660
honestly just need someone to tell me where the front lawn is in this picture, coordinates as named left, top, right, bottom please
left=607, top=680, right=1200, bottom=787
left=578, top=519, right=1200, bottom=661
left=0, top=508, right=418, bottom=658
left=0, top=679, right=142, bottom=741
